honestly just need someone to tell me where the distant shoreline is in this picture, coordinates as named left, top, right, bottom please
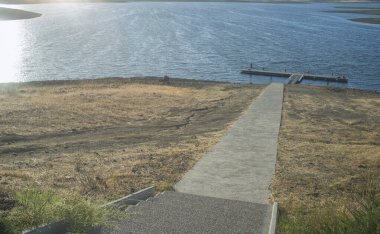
left=325, top=6, right=380, bottom=24
left=351, top=17, right=380, bottom=23
left=0, top=0, right=380, bottom=4
left=0, top=7, right=41, bottom=20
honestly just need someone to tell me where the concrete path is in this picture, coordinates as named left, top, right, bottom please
left=175, top=83, right=284, bottom=204
left=97, top=83, right=284, bottom=234
left=100, top=192, right=271, bottom=234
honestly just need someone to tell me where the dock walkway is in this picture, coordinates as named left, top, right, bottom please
left=287, top=74, right=304, bottom=84
left=241, top=68, right=348, bottom=84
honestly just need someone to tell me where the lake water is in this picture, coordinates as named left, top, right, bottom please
left=1, top=2, right=380, bottom=91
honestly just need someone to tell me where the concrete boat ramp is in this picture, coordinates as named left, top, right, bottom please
left=175, top=83, right=283, bottom=204
left=100, top=83, right=284, bottom=234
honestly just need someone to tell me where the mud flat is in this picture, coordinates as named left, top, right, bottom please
left=325, top=6, right=380, bottom=24
left=0, top=7, right=41, bottom=21
left=0, top=77, right=264, bottom=199
left=351, top=17, right=380, bottom=24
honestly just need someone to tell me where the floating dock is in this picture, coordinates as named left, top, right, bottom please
left=241, top=68, right=348, bottom=84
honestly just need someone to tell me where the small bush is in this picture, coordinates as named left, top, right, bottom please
left=55, top=195, right=117, bottom=233
left=6, top=189, right=58, bottom=233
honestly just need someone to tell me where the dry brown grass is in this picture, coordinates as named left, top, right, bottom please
left=0, top=77, right=264, bottom=199
left=272, top=85, right=380, bottom=213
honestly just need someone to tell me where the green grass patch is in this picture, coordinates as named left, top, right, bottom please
left=0, top=189, right=127, bottom=234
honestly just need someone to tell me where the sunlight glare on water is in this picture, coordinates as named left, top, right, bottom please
left=0, top=21, right=24, bottom=83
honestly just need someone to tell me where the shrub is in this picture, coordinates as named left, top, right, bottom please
left=6, top=189, right=58, bottom=233
left=55, top=195, right=120, bottom=233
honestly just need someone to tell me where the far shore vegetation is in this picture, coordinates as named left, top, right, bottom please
left=325, top=6, right=380, bottom=24
left=352, top=17, right=380, bottom=24
left=2, top=0, right=380, bottom=4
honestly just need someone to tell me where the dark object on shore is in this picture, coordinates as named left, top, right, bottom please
left=161, top=75, right=170, bottom=84
left=0, top=190, right=16, bottom=211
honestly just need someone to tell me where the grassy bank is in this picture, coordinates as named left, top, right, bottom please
left=0, top=77, right=264, bottom=200
left=2, top=78, right=379, bottom=232
left=0, top=188, right=126, bottom=234
left=277, top=172, right=380, bottom=234
left=272, top=85, right=380, bottom=233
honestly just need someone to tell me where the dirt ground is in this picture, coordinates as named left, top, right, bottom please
left=271, top=85, right=380, bottom=213
left=0, top=77, right=264, bottom=199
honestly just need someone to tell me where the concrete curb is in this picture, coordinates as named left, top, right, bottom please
left=268, top=202, right=278, bottom=234
left=103, top=186, right=155, bottom=207
left=23, top=186, right=155, bottom=234
left=22, top=221, right=66, bottom=234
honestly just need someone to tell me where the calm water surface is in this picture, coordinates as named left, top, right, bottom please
left=0, top=2, right=380, bottom=91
